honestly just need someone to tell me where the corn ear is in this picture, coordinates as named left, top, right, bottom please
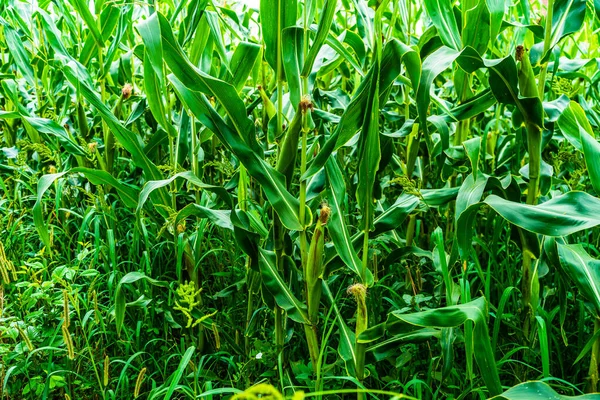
left=305, top=205, right=329, bottom=323
left=348, top=283, right=368, bottom=381
left=516, top=45, right=538, bottom=98
left=276, top=100, right=305, bottom=188
left=258, top=86, right=276, bottom=120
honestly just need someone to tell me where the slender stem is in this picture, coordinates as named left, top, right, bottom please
left=273, top=0, right=286, bottom=362
left=274, top=305, right=284, bottom=352
left=276, top=0, right=284, bottom=140
left=98, top=50, right=113, bottom=174
left=588, top=317, right=600, bottom=393
left=245, top=270, right=255, bottom=357
left=525, top=124, right=542, bottom=206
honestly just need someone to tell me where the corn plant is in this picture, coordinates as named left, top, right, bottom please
left=1, top=0, right=600, bottom=399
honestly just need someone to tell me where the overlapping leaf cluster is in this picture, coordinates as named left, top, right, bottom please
left=1, top=0, right=600, bottom=399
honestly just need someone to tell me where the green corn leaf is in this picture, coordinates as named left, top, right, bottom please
left=79, top=6, right=120, bottom=65
left=491, top=381, right=599, bottom=399
left=531, top=0, right=587, bottom=63
left=302, top=0, right=337, bottom=77
left=3, top=25, right=35, bottom=85
left=487, top=0, right=506, bottom=40
left=356, top=45, right=380, bottom=232
left=462, top=0, right=491, bottom=54
left=260, top=0, right=297, bottom=75
left=258, top=248, right=310, bottom=325
left=418, top=46, right=544, bottom=136
left=325, top=157, right=372, bottom=284
left=282, top=26, right=304, bottom=108
left=323, top=192, right=419, bottom=271
left=573, top=327, right=600, bottom=365
left=318, top=28, right=364, bottom=74
left=359, top=297, right=502, bottom=396
left=169, top=76, right=302, bottom=231
left=440, top=89, right=498, bottom=123
left=33, top=169, right=140, bottom=249
left=322, top=281, right=357, bottom=370
left=423, top=0, right=462, bottom=50
left=229, top=42, right=261, bottom=92
left=102, top=6, right=130, bottom=72
left=535, top=316, right=551, bottom=378
left=557, top=243, right=600, bottom=316
left=557, top=101, right=600, bottom=194
left=137, top=171, right=233, bottom=214
left=143, top=51, right=172, bottom=136
left=115, top=272, right=169, bottom=337
left=370, top=194, right=420, bottom=237
left=175, top=204, right=233, bottom=231
left=0, top=113, right=87, bottom=157
left=276, top=102, right=303, bottom=187
left=457, top=192, right=600, bottom=261
left=155, top=13, right=258, bottom=152
left=137, top=14, right=164, bottom=83
left=204, top=11, right=230, bottom=71
left=62, top=63, right=171, bottom=207
left=67, top=0, right=103, bottom=47
left=484, top=192, right=600, bottom=236
left=557, top=100, right=594, bottom=150
left=303, top=39, right=420, bottom=180
left=366, top=327, right=440, bottom=361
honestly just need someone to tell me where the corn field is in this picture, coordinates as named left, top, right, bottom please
left=1, top=0, right=600, bottom=398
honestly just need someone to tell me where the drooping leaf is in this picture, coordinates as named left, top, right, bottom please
left=484, top=192, right=600, bottom=236
left=557, top=101, right=600, bottom=194
left=3, top=25, right=35, bottom=85
left=169, top=76, right=303, bottom=231
left=156, top=13, right=258, bottom=153
left=258, top=248, right=310, bottom=325
left=359, top=297, right=502, bottom=396
left=457, top=192, right=600, bottom=261
left=68, top=0, right=103, bottom=47
left=115, top=272, right=168, bottom=336
left=33, top=169, right=141, bottom=249
left=303, top=39, right=421, bottom=180
left=62, top=62, right=171, bottom=207
left=137, top=171, right=232, bottom=214
left=557, top=243, right=600, bottom=316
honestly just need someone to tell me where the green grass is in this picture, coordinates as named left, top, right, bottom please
left=1, top=0, right=600, bottom=399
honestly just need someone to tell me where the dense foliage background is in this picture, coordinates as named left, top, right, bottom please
left=1, top=0, right=600, bottom=398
